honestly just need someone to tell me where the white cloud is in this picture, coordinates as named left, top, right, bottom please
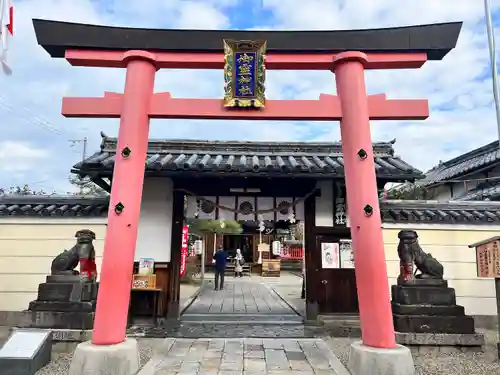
left=0, top=0, right=500, bottom=192
left=0, top=141, right=49, bottom=171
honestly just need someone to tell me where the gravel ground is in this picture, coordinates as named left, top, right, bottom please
left=35, top=338, right=163, bottom=375
left=326, top=329, right=500, bottom=375
left=39, top=331, right=500, bottom=374
left=6, top=278, right=500, bottom=375
left=33, top=284, right=202, bottom=375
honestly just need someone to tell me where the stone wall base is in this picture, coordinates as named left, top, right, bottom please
left=396, top=332, right=485, bottom=354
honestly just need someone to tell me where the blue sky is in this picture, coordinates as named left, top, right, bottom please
left=0, top=0, right=500, bottom=193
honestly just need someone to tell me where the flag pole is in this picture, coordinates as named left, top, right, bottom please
left=0, top=0, right=12, bottom=75
left=484, top=0, right=500, bottom=147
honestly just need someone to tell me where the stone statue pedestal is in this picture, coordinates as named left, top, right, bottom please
left=391, top=279, right=475, bottom=334
left=27, top=275, right=98, bottom=330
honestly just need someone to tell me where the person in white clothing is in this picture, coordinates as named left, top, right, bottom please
left=234, top=248, right=244, bottom=277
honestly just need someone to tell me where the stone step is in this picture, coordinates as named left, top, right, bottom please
left=316, top=315, right=362, bottom=337
left=392, top=303, right=465, bottom=316
left=128, top=324, right=322, bottom=338
left=181, top=313, right=303, bottom=324
left=180, top=320, right=302, bottom=325
left=318, top=319, right=360, bottom=328
left=393, top=314, right=476, bottom=334
left=391, top=285, right=457, bottom=306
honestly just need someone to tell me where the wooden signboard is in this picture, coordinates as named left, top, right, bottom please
left=262, top=259, right=280, bottom=277
left=469, top=236, right=500, bottom=359
left=469, top=237, right=500, bottom=278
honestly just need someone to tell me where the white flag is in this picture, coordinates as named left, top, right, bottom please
left=0, top=0, right=13, bottom=75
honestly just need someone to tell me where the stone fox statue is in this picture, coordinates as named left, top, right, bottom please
left=50, top=229, right=97, bottom=281
left=397, top=229, right=444, bottom=283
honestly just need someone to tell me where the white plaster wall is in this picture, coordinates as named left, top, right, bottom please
left=315, top=180, right=334, bottom=226
left=0, top=178, right=174, bottom=311
left=0, top=218, right=107, bottom=311
left=432, top=186, right=453, bottom=201
left=383, top=223, right=500, bottom=316
left=135, top=178, right=173, bottom=262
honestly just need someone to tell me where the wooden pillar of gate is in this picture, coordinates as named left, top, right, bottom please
left=304, top=190, right=318, bottom=321
left=166, top=189, right=185, bottom=319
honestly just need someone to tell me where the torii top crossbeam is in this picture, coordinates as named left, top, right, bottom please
left=33, top=20, right=461, bottom=121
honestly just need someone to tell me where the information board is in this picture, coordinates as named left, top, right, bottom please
left=475, top=240, right=500, bottom=278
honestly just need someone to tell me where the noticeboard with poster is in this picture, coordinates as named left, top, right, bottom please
left=321, top=241, right=354, bottom=269
left=321, top=243, right=340, bottom=269
left=469, top=237, right=500, bottom=278
left=339, top=240, right=355, bottom=269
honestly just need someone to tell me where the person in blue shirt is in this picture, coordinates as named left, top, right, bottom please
left=213, top=245, right=228, bottom=290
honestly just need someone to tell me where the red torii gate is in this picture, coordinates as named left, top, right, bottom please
left=64, top=50, right=427, bottom=349
left=33, top=18, right=462, bottom=374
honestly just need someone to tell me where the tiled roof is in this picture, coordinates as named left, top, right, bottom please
left=419, top=141, right=500, bottom=187
left=72, top=134, right=423, bottom=181
left=454, top=181, right=500, bottom=201
left=381, top=200, right=500, bottom=224
left=0, top=196, right=108, bottom=217
left=3, top=195, right=500, bottom=225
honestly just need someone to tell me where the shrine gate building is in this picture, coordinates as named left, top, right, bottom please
left=72, top=134, right=424, bottom=319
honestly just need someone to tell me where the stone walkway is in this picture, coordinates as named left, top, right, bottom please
left=138, top=338, right=350, bottom=375
left=184, top=281, right=297, bottom=316
left=181, top=280, right=302, bottom=325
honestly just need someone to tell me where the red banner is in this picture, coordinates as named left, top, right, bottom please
left=180, top=225, right=189, bottom=276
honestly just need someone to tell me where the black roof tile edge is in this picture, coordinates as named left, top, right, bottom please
left=420, top=140, right=500, bottom=186
left=454, top=180, right=500, bottom=201
left=98, top=135, right=398, bottom=155
left=2, top=196, right=500, bottom=224
left=70, top=136, right=424, bottom=180
left=431, top=140, right=499, bottom=170
left=33, top=19, right=462, bottom=60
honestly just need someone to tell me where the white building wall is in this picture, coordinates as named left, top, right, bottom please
left=315, top=180, right=334, bottom=226
left=314, top=182, right=498, bottom=316
left=0, top=177, right=497, bottom=316
left=135, top=178, right=173, bottom=262
left=383, top=223, right=500, bottom=316
left=0, top=178, right=173, bottom=311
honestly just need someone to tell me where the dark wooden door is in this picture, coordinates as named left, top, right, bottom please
left=316, top=234, right=359, bottom=314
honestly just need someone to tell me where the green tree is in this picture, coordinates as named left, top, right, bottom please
left=386, top=184, right=430, bottom=200
left=185, top=219, right=242, bottom=235
left=0, top=184, right=50, bottom=196
left=69, top=175, right=109, bottom=196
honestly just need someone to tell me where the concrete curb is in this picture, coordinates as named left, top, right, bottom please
left=136, top=338, right=176, bottom=375
left=179, top=283, right=203, bottom=315
left=315, top=339, right=352, bottom=375
left=265, top=284, right=304, bottom=318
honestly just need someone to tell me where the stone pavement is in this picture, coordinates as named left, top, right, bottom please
left=183, top=281, right=298, bottom=317
left=139, top=338, right=350, bottom=375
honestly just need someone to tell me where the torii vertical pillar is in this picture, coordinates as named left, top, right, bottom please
left=70, top=51, right=157, bottom=375
left=333, top=52, right=415, bottom=375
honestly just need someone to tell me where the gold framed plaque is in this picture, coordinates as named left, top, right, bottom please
left=223, top=39, right=266, bottom=108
